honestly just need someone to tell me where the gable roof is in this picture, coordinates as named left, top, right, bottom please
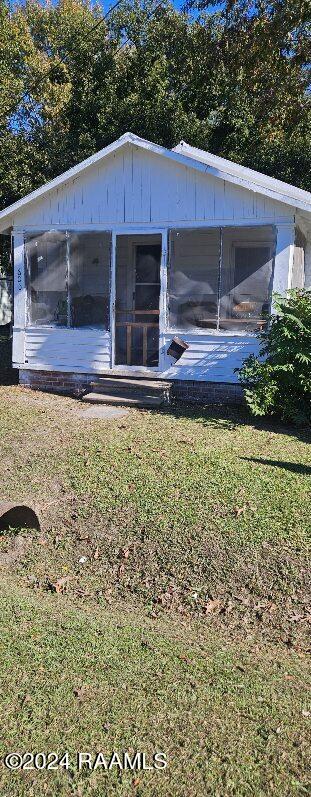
left=0, top=131, right=310, bottom=232
left=173, top=140, right=311, bottom=213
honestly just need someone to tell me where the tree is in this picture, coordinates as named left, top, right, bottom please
left=184, top=0, right=311, bottom=187
left=0, top=0, right=310, bottom=221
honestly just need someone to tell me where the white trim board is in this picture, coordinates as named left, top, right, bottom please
left=12, top=219, right=296, bottom=233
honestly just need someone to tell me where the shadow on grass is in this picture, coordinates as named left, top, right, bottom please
left=241, top=457, right=311, bottom=476
left=152, top=403, right=311, bottom=443
left=0, top=331, right=18, bottom=385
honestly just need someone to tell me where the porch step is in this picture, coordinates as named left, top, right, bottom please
left=82, top=391, right=164, bottom=408
left=83, top=376, right=171, bottom=408
left=90, top=377, right=170, bottom=398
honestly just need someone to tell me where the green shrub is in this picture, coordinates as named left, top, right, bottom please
left=236, top=290, right=311, bottom=425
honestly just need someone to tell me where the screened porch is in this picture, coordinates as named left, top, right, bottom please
left=24, top=224, right=276, bottom=370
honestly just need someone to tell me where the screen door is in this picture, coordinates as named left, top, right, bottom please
left=115, top=235, right=161, bottom=367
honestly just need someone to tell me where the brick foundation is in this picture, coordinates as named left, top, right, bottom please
left=171, top=379, right=244, bottom=405
left=18, top=369, right=244, bottom=406
left=18, top=369, right=93, bottom=396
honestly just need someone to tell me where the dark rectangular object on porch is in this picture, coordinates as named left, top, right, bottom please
left=167, top=336, right=189, bottom=361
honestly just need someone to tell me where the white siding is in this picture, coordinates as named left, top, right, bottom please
left=272, top=224, right=295, bottom=300
left=161, top=334, right=260, bottom=383
left=305, top=239, right=311, bottom=288
left=12, top=146, right=293, bottom=230
left=24, top=328, right=110, bottom=371
left=11, top=145, right=297, bottom=383
left=19, top=328, right=258, bottom=382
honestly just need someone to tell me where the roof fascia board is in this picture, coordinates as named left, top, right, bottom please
left=137, top=139, right=310, bottom=211
left=0, top=133, right=134, bottom=227
left=174, top=141, right=311, bottom=210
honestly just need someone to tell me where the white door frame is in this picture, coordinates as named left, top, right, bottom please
left=110, top=227, right=167, bottom=372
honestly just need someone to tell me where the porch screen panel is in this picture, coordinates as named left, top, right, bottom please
left=168, top=229, right=220, bottom=330
left=291, top=228, right=306, bottom=289
left=69, top=232, right=111, bottom=328
left=26, top=232, right=67, bottom=325
left=219, top=228, right=273, bottom=331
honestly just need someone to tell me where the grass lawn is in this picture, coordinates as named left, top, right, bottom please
left=0, top=386, right=310, bottom=796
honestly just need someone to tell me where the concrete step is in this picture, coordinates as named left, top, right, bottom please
left=90, top=378, right=171, bottom=399
left=91, top=377, right=170, bottom=390
left=82, top=392, right=164, bottom=408
left=92, top=369, right=164, bottom=379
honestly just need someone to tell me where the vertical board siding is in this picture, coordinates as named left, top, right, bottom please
left=291, top=228, right=306, bottom=289
left=273, top=224, right=295, bottom=299
left=12, top=146, right=293, bottom=229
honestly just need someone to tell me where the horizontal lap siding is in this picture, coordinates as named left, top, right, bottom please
left=24, top=328, right=111, bottom=372
left=161, top=334, right=260, bottom=383
left=21, top=330, right=257, bottom=383
left=13, top=147, right=292, bottom=229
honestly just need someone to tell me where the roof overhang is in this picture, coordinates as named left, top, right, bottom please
left=0, top=131, right=310, bottom=233
left=173, top=141, right=311, bottom=214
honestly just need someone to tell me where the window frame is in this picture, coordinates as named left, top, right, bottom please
left=25, top=230, right=68, bottom=329
left=25, top=229, right=112, bottom=331
left=166, top=227, right=275, bottom=336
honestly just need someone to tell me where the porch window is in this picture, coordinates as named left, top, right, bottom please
left=26, top=232, right=67, bottom=326
left=25, top=231, right=111, bottom=328
left=69, top=232, right=110, bottom=328
left=169, top=229, right=220, bottom=330
left=219, top=231, right=273, bottom=331
left=168, top=226, right=274, bottom=333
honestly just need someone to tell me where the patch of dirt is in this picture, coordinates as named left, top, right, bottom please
left=0, top=533, right=32, bottom=566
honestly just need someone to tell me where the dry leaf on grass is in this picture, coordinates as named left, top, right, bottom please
left=73, top=685, right=89, bottom=702
left=205, top=599, right=221, bottom=614
left=118, top=547, right=130, bottom=559
left=233, top=505, right=247, bottom=517
left=50, top=576, right=70, bottom=594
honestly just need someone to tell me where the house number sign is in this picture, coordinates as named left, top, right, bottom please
left=17, top=266, right=23, bottom=291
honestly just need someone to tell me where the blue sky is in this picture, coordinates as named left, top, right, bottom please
left=12, top=0, right=223, bottom=11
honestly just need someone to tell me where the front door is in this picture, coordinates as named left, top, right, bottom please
left=115, top=235, right=161, bottom=367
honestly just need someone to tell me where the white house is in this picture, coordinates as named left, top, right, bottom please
left=0, top=132, right=310, bottom=404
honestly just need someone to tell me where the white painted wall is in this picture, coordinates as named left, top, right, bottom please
left=290, top=228, right=306, bottom=289
left=305, top=241, right=311, bottom=289
left=12, top=145, right=293, bottom=230
left=24, top=328, right=110, bottom=372
left=12, top=145, right=298, bottom=383
left=161, top=333, right=260, bottom=382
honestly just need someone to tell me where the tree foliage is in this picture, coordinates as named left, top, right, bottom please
left=0, top=0, right=310, bottom=214
left=237, top=291, right=311, bottom=425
